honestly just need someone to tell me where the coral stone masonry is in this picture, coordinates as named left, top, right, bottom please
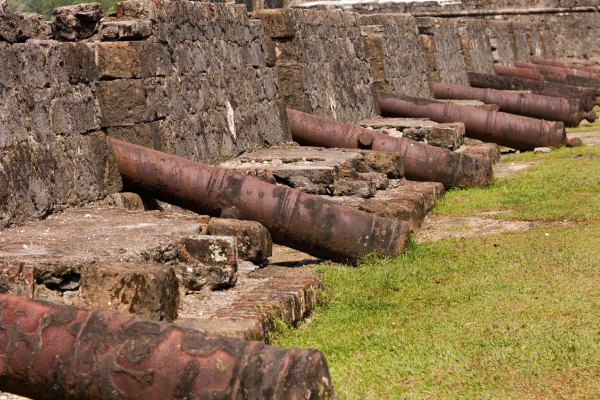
left=252, top=9, right=380, bottom=123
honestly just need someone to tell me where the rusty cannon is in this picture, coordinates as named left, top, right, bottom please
left=493, top=65, right=545, bottom=81
left=518, top=60, right=600, bottom=80
left=515, top=61, right=600, bottom=91
left=0, top=293, right=336, bottom=400
left=532, top=57, right=600, bottom=75
left=286, top=108, right=492, bottom=190
left=432, top=82, right=596, bottom=127
left=468, top=72, right=600, bottom=112
left=108, top=138, right=409, bottom=261
left=377, top=92, right=582, bottom=150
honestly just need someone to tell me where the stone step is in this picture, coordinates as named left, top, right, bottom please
left=0, top=207, right=325, bottom=344
left=358, top=117, right=466, bottom=151
left=456, top=138, right=502, bottom=164
left=176, top=265, right=325, bottom=342
left=219, top=145, right=404, bottom=198
left=326, top=179, right=445, bottom=231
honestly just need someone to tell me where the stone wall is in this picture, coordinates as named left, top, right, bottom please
left=0, top=0, right=291, bottom=229
left=485, top=20, right=516, bottom=66
left=509, top=21, right=532, bottom=62
left=252, top=9, right=379, bottom=123
left=417, top=17, right=470, bottom=86
left=358, top=14, right=433, bottom=98
left=539, top=22, right=556, bottom=59
left=0, top=4, right=122, bottom=230
left=109, top=0, right=290, bottom=162
left=458, top=18, right=495, bottom=74
left=526, top=21, right=546, bottom=59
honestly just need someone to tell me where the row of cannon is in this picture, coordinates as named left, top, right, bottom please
left=1, top=31, right=599, bottom=400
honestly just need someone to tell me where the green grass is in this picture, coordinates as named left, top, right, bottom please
left=272, top=143, right=600, bottom=399
left=275, top=226, right=600, bottom=399
left=432, top=145, right=600, bottom=222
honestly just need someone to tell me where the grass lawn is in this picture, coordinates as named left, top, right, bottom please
left=272, top=141, right=600, bottom=399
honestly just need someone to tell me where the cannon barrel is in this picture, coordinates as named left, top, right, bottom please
left=515, top=61, right=600, bottom=90
left=108, top=138, right=409, bottom=261
left=0, top=293, right=335, bottom=400
left=286, top=109, right=492, bottom=190
left=494, top=65, right=545, bottom=81
left=432, top=82, right=596, bottom=127
left=520, top=60, right=600, bottom=80
left=377, top=92, right=582, bottom=150
left=468, top=72, right=600, bottom=112
left=532, top=57, right=600, bottom=75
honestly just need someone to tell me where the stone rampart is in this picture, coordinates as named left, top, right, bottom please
left=510, top=20, right=532, bottom=62
left=252, top=9, right=379, bottom=123
left=358, top=14, right=433, bottom=98
left=417, top=17, right=470, bottom=86
left=458, top=18, right=495, bottom=74
left=485, top=20, right=516, bottom=66
left=0, top=0, right=291, bottom=229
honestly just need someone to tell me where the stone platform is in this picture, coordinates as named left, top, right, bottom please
left=358, top=118, right=466, bottom=150
left=0, top=207, right=324, bottom=343
left=327, top=179, right=445, bottom=230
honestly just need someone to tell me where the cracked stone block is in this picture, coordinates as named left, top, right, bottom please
left=177, top=236, right=238, bottom=291
left=51, top=3, right=103, bottom=41
left=208, top=218, right=272, bottom=265
left=359, top=118, right=465, bottom=151
left=79, top=261, right=179, bottom=322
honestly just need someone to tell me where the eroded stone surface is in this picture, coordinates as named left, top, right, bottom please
left=359, top=14, right=433, bottom=98
left=176, top=265, right=325, bottom=341
left=418, top=17, right=470, bottom=87
left=208, top=219, right=272, bottom=265
left=0, top=207, right=203, bottom=292
left=252, top=9, right=379, bottom=124
left=78, top=261, right=179, bottom=322
left=327, top=179, right=444, bottom=230
left=359, top=118, right=465, bottom=150
left=220, top=146, right=403, bottom=197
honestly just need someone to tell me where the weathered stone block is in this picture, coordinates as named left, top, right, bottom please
left=359, top=198, right=422, bottom=230
left=252, top=9, right=295, bottom=38
left=50, top=84, right=100, bottom=135
left=61, top=42, right=98, bottom=84
left=98, top=18, right=152, bottom=41
left=93, top=41, right=157, bottom=79
left=51, top=3, right=103, bottom=41
left=106, top=122, right=161, bottom=150
left=429, top=123, right=466, bottom=150
left=79, top=261, right=179, bottom=322
left=177, top=236, right=238, bottom=291
left=98, top=79, right=153, bottom=127
left=208, top=218, right=272, bottom=264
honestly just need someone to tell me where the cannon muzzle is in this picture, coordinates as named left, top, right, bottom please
left=286, top=109, right=492, bottom=190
